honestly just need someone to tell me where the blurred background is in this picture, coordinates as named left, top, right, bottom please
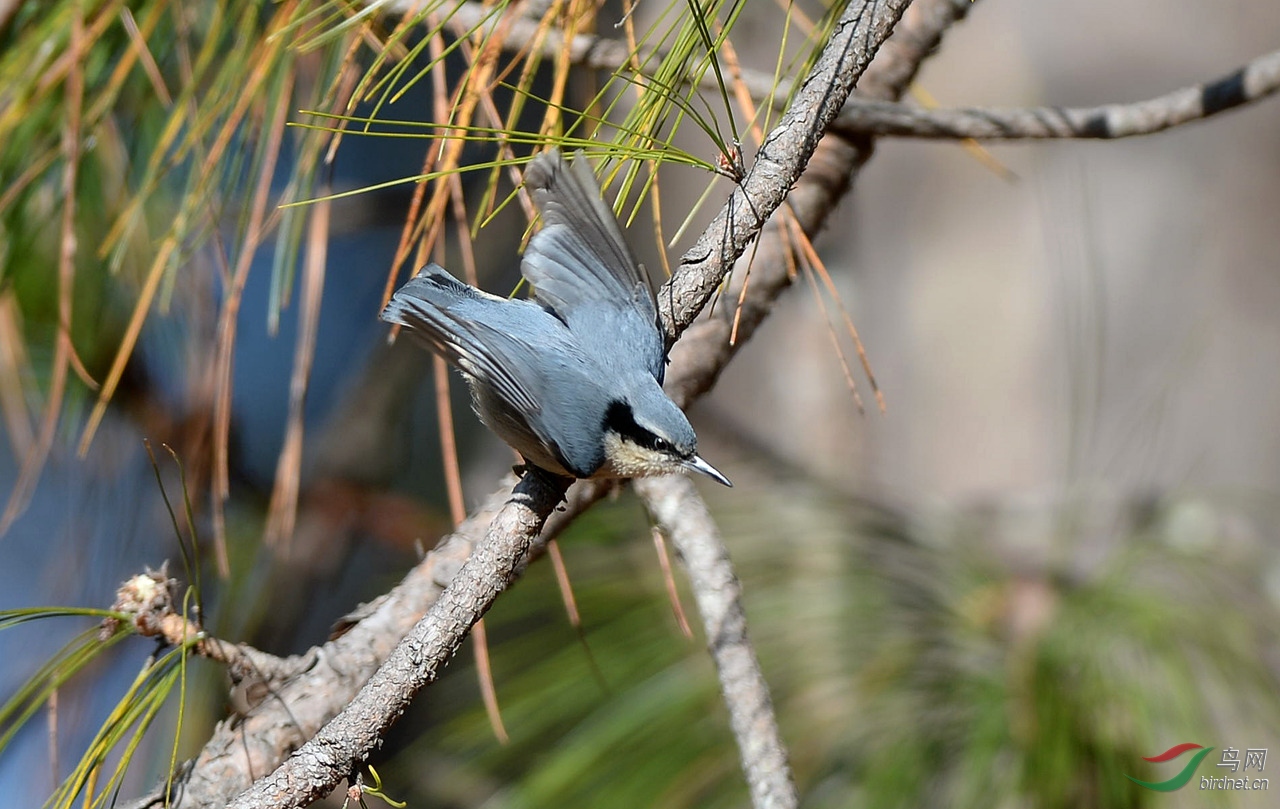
left=2, top=0, right=1280, bottom=806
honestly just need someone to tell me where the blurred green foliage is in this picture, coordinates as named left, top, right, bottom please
left=389, top=489, right=1280, bottom=809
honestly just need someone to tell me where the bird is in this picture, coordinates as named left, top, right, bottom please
left=381, top=149, right=731, bottom=488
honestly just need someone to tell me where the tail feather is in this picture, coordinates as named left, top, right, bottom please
left=381, top=264, right=539, bottom=415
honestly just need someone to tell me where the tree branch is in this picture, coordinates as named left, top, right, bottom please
left=124, top=482, right=503, bottom=809
left=832, top=47, right=1280, bottom=139
left=125, top=474, right=614, bottom=809
left=107, top=568, right=305, bottom=687
left=199, top=0, right=1280, bottom=803
left=659, top=0, right=913, bottom=340
left=637, top=475, right=796, bottom=809
left=225, top=469, right=568, bottom=809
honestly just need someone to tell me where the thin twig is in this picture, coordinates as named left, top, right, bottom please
left=208, top=69, right=295, bottom=577
left=652, top=526, right=693, bottom=639
left=832, top=47, right=1280, bottom=139
left=0, top=285, right=36, bottom=461
left=108, top=568, right=302, bottom=684
left=263, top=161, right=332, bottom=549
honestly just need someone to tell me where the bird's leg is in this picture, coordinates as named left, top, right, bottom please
left=513, top=461, right=574, bottom=507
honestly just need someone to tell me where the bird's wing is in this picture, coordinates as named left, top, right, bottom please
left=381, top=264, right=548, bottom=416
left=521, top=150, right=658, bottom=322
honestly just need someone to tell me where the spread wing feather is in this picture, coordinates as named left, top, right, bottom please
left=521, top=150, right=657, bottom=320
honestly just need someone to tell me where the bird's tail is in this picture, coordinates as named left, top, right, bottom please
left=381, top=263, right=474, bottom=368
left=381, top=263, right=471, bottom=319
left=381, top=263, right=539, bottom=415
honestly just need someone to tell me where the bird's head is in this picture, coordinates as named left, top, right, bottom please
left=600, top=391, right=731, bottom=486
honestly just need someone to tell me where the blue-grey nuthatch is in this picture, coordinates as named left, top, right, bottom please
left=381, top=149, right=731, bottom=487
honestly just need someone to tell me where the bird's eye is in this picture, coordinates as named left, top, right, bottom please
left=603, top=401, right=679, bottom=456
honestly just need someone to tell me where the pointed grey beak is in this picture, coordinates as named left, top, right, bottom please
left=684, top=455, right=733, bottom=487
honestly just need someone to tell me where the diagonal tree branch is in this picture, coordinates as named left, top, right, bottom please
left=125, top=473, right=614, bottom=809
left=124, top=482, right=507, bottom=809
left=226, top=469, right=570, bottom=809
left=658, top=0, right=913, bottom=341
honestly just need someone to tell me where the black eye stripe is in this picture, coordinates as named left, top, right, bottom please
left=604, top=400, right=667, bottom=453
